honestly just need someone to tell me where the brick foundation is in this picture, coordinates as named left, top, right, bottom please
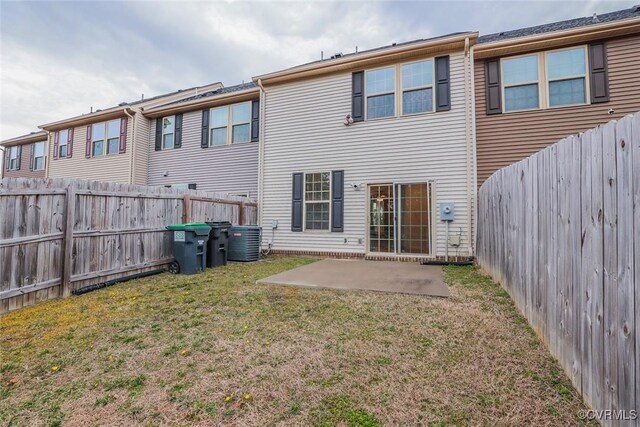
left=269, top=249, right=473, bottom=263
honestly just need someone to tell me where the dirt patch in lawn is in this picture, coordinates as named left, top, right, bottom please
left=0, top=256, right=590, bottom=426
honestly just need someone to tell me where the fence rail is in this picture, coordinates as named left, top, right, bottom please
left=477, top=112, right=639, bottom=425
left=0, top=177, right=257, bottom=313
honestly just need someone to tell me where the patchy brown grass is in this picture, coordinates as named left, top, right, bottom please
left=0, top=256, right=590, bottom=426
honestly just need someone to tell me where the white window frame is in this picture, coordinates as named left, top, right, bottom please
left=209, top=101, right=252, bottom=147
left=400, top=59, right=436, bottom=116
left=303, top=171, right=332, bottom=232
left=161, top=115, right=175, bottom=150
left=501, top=45, right=590, bottom=113
left=545, top=46, right=590, bottom=109
left=106, top=119, right=120, bottom=155
left=365, top=65, right=397, bottom=121
left=33, top=141, right=46, bottom=171
left=58, top=129, right=69, bottom=158
left=8, top=146, right=20, bottom=170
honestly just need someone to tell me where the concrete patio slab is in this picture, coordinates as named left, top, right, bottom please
left=257, top=259, right=449, bottom=297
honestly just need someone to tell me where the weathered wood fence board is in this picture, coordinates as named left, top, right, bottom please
left=0, top=178, right=258, bottom=313
left=477, top=112, right=639, bottom=426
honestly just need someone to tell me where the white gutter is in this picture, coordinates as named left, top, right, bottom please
left=469, top=45, right=479, bottom=255
left=464, top=37, right=474, bottom=256
left=123, top=108, right=135, bottom=184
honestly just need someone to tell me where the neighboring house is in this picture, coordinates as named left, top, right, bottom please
left=0, top=131, right=48, bottom=179
left=254, top=32, right=478, bottom=259
left=143, top=82, right=260, bottom=198
left=38, top=82, right=223, bottom=185
left=474, top=5, right=640, bottom=184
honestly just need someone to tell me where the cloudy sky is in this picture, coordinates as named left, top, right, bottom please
left=0, top=0, right=635, bottom=140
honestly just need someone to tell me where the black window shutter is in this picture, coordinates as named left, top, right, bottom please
left=155, top=118, right=162, bottom=151
left=188, top=183, right=197, bottom=190
left=485, top=59, right=502, bottom=115
left=352, top=71, right=364, bottom=122
left=29, top=144, right=35, bottom=171
left=589, top=42, right=609, bottom=103
left=435, top=56, right=451, bottom=112
left=174, top=113, right=183, bottom=148
left=331, top=170, right=344, bottom=232
left=251, top=100, right=260, bottom=142
left=201, top=109, right=210, bottom=148
left=291, top=173, right=303, bottom=232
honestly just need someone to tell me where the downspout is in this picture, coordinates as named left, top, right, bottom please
left=124, top=108, right=135, bottom=184
left=463, top=37, right=474, bottom=257
left=469, top=44, right=479, bottom=256
left=257, top=79, right=266, bottom=230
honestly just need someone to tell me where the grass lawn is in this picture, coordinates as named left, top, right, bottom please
left=0, top=256, right=590, bottom=426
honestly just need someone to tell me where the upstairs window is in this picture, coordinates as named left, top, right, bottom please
left=546, top=47, right=587, bottom=107
left=162, top=116, right=175, bottom=149
left=92, top=120, right=120, bottom=156
left=59, top=129, right=69, bottom=158
left=304, top=172, right=331, bottom=230
left=231, top=103, right=251, bottom=143
left=401, top=60, right=434, bottom=115
left=209, top=101, right=252, bottom=146
left=366, top=67, right=395, bottom=119
left=8, top=146, right=20, bottom=170
left=33, top=141, right=45, bottom=170
left=502, top=54, right=539, bottom=112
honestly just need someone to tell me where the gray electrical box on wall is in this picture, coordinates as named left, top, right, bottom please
left=439, top=203, right=455, bottom=221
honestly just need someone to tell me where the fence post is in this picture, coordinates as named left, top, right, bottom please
left=183, top=194, right=192, bottom=223
left=239, top=201, right=245, bottom=225
left=61, top=186, right=75, bottom=297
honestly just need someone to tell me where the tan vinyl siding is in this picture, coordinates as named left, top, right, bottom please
left=47, top=119, right=133, bottom=184
left=475, top=34, right=640, bottom=184
left=3, top=142, right=47, bottom=179
left=147, top=110, right=259, bottom=198
left=133, top=114, right=149, bottom=185
left=261, top=51, right=474, bottom=257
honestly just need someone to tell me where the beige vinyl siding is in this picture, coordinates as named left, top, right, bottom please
left=3, top=142, right=47, bottom=179
left=260, top=51, right=473, bottom=257
left=147, top=109, right=259, bottom=198
left=47, top=119, right=133, bottom=184
left=475, top=34, right=640, bottom=184
left=133, top=114, right=149, bottom=185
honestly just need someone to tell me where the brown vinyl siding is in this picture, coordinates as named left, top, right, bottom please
left=474, top=33, right=640, bottom=184
left=3, top=142, right=47, bottom=179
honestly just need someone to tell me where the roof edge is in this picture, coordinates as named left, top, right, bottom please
left=475, top=16, right=640, bottom=58
left=253, top=32, right=478, bottom=85
left=142, top=87, right=260, bottom=118
left=1, top=130, right=49, bottom=147
left=40, top=107, right=135, bottom=131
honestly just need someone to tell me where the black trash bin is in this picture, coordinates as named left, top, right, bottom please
left=166, top=223, right=211, bottom=274
left=205, top=221, right=231, bottom=267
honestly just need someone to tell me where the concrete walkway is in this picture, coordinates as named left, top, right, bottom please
left=257, top=259, right=449, bottom=297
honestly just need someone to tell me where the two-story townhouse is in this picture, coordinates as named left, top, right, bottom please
left=142, top=82, right=260, bottom=198
left=38, top=82, right=223, bottom=185
left=474, top=5, right=640, bottom=184
left=254, top=32, right=478, bottom=260
left=1, top=131, right=48, bottom=179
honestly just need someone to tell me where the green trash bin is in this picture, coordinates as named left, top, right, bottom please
left=166, top=223, right=211, bottom=275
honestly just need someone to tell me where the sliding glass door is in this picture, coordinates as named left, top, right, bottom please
left=368, top=182, right=432, bottom=255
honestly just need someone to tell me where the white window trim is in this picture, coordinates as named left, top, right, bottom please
left=8, top=146, right=19, bottom=170
left=501, top=45, right=590, bottom=113
left=400, top=59, right=436, bottom=116
left=303, top=171, right=332, bottom=232
left=209, top=101, right=252, bottom=147
left=58, top=129, right=69, bottom=158
left=364, top=58, right=439, bottom=121
left=33, top=141, right=46, bottom=171
left=161, top=115, right=176, bottom=150
left=92, top=120, right=120, bottom=157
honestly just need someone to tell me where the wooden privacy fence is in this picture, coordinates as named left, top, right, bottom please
left=0, top=178, right=257, bottom=313
left=477, top=112, right=639, bottom=425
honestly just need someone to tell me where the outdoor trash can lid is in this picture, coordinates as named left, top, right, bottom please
left=166, top=223, right=212, bottom=231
